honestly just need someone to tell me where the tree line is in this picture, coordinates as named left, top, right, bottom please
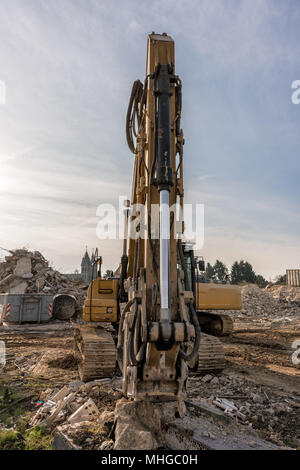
left=204, top=259, right=270, bottom=287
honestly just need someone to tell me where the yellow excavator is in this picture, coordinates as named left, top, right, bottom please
left=74, top=33, right=241, bottom=404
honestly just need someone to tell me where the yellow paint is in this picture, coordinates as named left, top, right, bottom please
left=82, top=277, right=119, bottom=322
left=196, top=282, right=242, bottom=310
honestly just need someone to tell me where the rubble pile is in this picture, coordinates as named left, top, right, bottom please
left=221, top=285, right=300, bottom=327
left=186, top=373, right=300, bottom=448
left=0, top=248, right=87, bottom=307
left=30, top=378, right=122, bottom=450
left=239, top=285, right=279, bottom=317
left=267, top=285, right=300, bottom=306
left=24, top=373, right=300, bottom=450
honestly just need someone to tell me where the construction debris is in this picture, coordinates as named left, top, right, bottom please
left=213, top=397, right=247, bottom=421
left=0, top=281, right=299, bottom=450
left=113, top=399, right=164, bottom=450
left=68, top=398, right=100, bottom=425
left=228, top=284, right=300, bottom=319
left=0, top=248, right=88, bottom=318
left=186, top=370, right=300, bottom=448
left=28, top=378, right=118, bottom=445
left=218, top=284, right=300, bottom=333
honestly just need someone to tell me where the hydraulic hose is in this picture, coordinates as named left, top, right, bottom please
left=177, top=240, right=201, bottom=362
left=116, top=298, right=135, bottom=370
left=126, top=80, right=143, bottom=154
left=128, top=299, right=146, bottom=366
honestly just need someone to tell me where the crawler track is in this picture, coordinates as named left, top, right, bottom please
left=188, top=333, right=225, bottom=374
left=197, top=312, right=234, bottom=336
left=74, top=325, right=116, bottom=381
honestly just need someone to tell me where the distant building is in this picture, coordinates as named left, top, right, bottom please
left=286, top=269, right=300, bottom=287
left=65, top=249, right=94, bottom=283
left=81, top=250, right=92, bottom=283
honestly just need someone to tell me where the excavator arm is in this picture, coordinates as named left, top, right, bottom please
left=76, top=32, right=241, bottom=398
left=118, top=33, right=200, bottom=404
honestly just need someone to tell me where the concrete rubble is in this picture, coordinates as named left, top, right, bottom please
left=113, top=399, right=166, bottom=450
left=219, top=284, right=300, bottom=332
left=24, top=378, right=123, bottom=450
left=0, top=248, right=88, bottom=317
left=20, top=367, right=298, bottom=450
left=186, top=372, right=300, bottom=448
left=228, top=284, right=300, bottom=319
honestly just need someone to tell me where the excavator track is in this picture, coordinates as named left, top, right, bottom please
left=219, top=314, right=234, bottom=335
left=74, top=325, right=116, bottom=382
left=197, top=312, right=234, bottom=337
left=188, top=333, right=225, bottom=374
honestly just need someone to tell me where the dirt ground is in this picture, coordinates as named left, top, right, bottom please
left=0, top=319, right=299, bottom=449
left=220, top=328, right=299, bottom=447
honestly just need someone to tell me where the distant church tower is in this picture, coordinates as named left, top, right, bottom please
left=81, top=248, right=92, bottom=283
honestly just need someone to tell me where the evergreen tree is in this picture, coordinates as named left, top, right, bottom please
left=231, top=261, right=242, bottom=284
left=213, top=260, right=229, bottom=280
left=243, top=261, right=256, bottom=283
left=231, top=260, right=256, bottom=284
left=255, top=274, right=268, bottom=288
left=205, top=262, right=215, bottom=279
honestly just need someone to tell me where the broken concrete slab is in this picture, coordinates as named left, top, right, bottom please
left=13, top=257, right=32, bottom=277
left=113, top=398, right=163, bottom=450
left=51, top=386, right=70, bottom=403
left=213, top=397, right=246, bottom=421
left=0, top=273, right=14, bottom=286
left=31, top=389, right=76, bottom=427
left=68, top=398, right=100, bottom=425
left=8, top=281, right=28, bottom=294
left=185, top=399, right=229, bottom=424
left=114, top=423, right=157, bottom=450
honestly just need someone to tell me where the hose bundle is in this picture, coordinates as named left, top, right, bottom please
left=126, top=80, right=144, bottom=154
left=177, top=240, right=201, bottom=362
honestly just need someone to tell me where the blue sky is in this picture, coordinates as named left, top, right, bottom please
left=0, top=0, right=299, bottom=279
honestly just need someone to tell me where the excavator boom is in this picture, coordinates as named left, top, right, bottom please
left=75, top=33, right=242, bottom=405
left=119, top=33, right=199, bottom=403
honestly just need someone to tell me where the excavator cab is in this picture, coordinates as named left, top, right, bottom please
left=82, top=252, right=119, bottom=323
left=180, top=243, right=241, bottom=313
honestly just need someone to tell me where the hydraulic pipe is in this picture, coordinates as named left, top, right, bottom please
left=155, top=63, right=174, bottom=326
left=159, top=190, right=170, bottom=320
left=120, top=200, right=130, bottom=302
left=122, top=200, right=130, bottom=256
